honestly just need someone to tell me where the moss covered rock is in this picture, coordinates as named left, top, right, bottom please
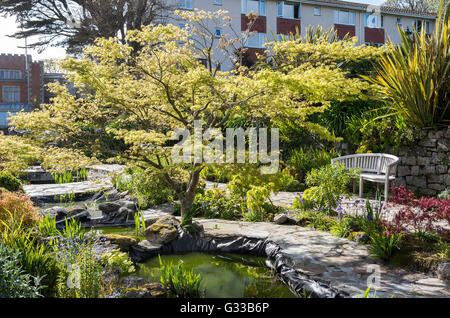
left=102, top=233, right=140, bottom=251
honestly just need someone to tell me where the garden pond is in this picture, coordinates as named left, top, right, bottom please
left=132, top=252, right=297, bottom=298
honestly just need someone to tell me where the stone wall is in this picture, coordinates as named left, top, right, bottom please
left=391, top=127, right=449, bottom=196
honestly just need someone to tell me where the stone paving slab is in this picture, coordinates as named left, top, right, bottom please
left=23, top=179, right=112, bottom=199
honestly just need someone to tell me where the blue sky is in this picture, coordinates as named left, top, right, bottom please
left=0, top=0, right=386, bottom=60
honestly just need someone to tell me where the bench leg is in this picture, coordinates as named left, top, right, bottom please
left=352, top=178, right=356, bottom=193
left=385, top=181, right=389, bottom=203
left=359, top=177, right=363, bottom=198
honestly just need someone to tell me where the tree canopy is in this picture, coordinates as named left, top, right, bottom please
left=0, top=0, right=172, bottom=53
left=3, top=11, right=384, bottom=219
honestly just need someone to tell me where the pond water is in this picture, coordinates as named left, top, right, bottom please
left=88, top=225, right=136, bottom=236
left=133, top=252, right=297, bottom=298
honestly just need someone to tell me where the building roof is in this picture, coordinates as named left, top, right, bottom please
left=300, top=0, right=437, bottom=18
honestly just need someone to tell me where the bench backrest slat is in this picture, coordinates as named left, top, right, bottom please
left=331, top=153, right=400, bottom=175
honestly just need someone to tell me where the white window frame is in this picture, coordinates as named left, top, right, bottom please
left=178, top=0, right=192, bottom=10
left=314, top=7, right=321, bottom=16
left=365, top=13, right=378, bottom=28
left=2, top=86, right=20, bottom=103
left=277, top=1, right=300, bottom=19
left=334, top=10, right=355, bottom=26
left=241, top=0, right=266, bottom=16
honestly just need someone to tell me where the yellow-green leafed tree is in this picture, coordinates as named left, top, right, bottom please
left=6, top=10, right=375, bottom=221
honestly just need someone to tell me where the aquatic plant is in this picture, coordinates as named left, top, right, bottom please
left=159, top=255, right=203, bottom=298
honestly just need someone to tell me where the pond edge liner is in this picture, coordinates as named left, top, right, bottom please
left=129, top=227, right=346, bottom=299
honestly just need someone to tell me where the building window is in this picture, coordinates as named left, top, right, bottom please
left=2, top=86, right=20, bottom=103
left=213, top=0, right=222, bottom=5
left=241, top=0, right=266, bottom=16
left=0, top=69, right=22, bottom=80
left=178, top=0, right=192, bottom=9
left=365, top=13, right=378, bottom=28
left=277, top=1, right=300, bottom=19
left=246, top=32, right=267, bottom=48
left=314, top=7, right=321, bottom=16
left=215, top=28, right=222, bottom=37
left=415, top=20, right=431, bottom=34
left=396, top=18, right=402, bottom=26
left=334, top=10, right=355, bottom=25
left=381, top=15, right=384, bottom=28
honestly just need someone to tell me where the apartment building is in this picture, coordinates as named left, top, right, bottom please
left=173, top=0, right=437, bottom=69
left=0, top=53, right=43, bottom=130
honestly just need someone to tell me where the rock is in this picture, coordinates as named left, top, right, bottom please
left=41, top=206, right=67, bottom=221
left=144, top=216, right=180, bottom=244
left=137, top=240, right=163, bottom=252
left=102, top=234, right=139, bottom=251
left=98, top=202, right=121, bottom=214
left=123, top=283, right=167, bottom=298
left=94, top=189, right=121, bottom=202
left=67, top=206, right=88, bottom=215
left=144, top=222, right=179, bottom=244
left=274, top=213, right=288, bottom=225
left=120, top=276, right=149, bottom=288
left=182, top=221, right=204, bottom=234
left=119, top=200, right=138, bottom=212
left=146, top=215, right=180, bottom=227
left=436, top=262, right=450, bottom=281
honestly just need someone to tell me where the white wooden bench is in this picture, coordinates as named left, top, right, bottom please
left=331, top=153, right=400, bottom=201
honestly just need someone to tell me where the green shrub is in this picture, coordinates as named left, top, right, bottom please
left=286, top=147, right=337, bottom=183
left=295, top=209, right=337, bottom=231
left=244, top=185, right=272, bottom=222
left=438, top=188, right=450, bottom=200
left=368, top=231, right=402, bottom=261
left=54, top=239, right=110, bottom=298
left=159, top=255, right=203, bottom=298
left=1, top=221, right=60, bottom=297
left=303, top=164, right=356, bottom=214
left=0, top=171, right=21, bottom=192
left=38, top=214, right=61, bottom=238
left=192, top=188, right=241, bottom=220
left=112, top=167, right=174, bottom=208
left=330, top=216, right=353, bottom=238
left=0, top=243, right=42, bottom=298
left=345, top=111, right=416, bottom=153
left=101, top=250, right=135, bottom=275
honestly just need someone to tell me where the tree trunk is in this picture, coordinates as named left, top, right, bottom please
left=178, top=168, right=202, bottom=224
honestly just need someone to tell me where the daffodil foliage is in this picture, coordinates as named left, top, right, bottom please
left=5, top=11, right=380, bottom=218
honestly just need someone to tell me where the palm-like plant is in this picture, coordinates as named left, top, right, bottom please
left=365, top=0, right=449, bottom=128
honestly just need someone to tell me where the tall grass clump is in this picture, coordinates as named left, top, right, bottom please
left=159, top=255, right=203, bottom=298
left=365, top=1, right=449, bottom=128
